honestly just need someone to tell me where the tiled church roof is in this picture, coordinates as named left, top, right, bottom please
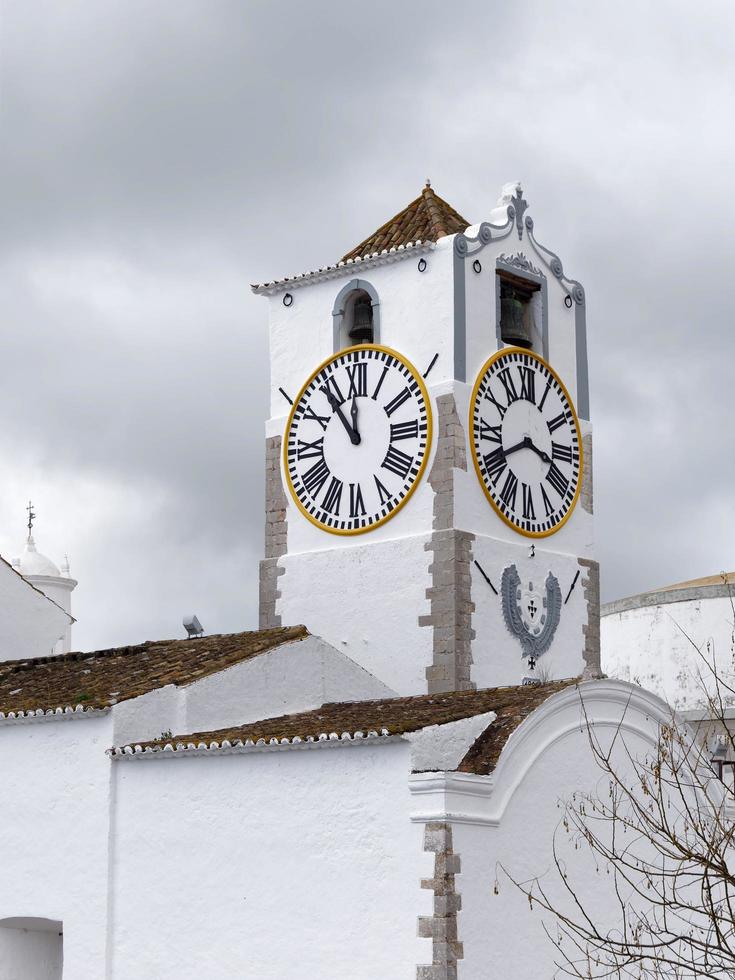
left=115, top=679, right=578, bottom=774
left=340, top=182, right=469, bottom=262
left=0, top=626, right=308, bottom=717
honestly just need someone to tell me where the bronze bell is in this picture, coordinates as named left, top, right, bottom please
left=349, top=296, right=374, bottom=343
left=500, top=281, right=532, bottom=349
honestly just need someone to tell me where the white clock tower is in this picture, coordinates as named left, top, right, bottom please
left=252, top=181, right=599, bottom=696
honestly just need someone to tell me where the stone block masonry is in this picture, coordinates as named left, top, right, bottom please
left=416, top=822, right=463, bottom=980
left=581, top=432, right=593, bottom=514
left=579, top=557, right=601, bottom=678
left=419, top=394, right=476, bottom=693
left=259, top=436, right=288, bottom=629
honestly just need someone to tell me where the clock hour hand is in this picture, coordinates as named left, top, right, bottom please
left=323, top=388, right=361, bottom=445
left=350, top=395, right=359, bottom=440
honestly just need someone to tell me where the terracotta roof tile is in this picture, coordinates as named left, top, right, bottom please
left=124, top=679, right=578, bottom=773
left=340, top=184, right=469, bottom=262
left=0, top=625, right=308, bottom=715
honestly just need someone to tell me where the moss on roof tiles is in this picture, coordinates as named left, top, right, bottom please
left=0, top=625, right=309, bottom=714
left=340, top=184, right=469, bottom=262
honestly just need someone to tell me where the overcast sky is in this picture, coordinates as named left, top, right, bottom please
left=1, top=1, right=734, bottom=651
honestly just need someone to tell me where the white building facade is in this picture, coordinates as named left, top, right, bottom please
left=0, top=182, right=693, bottom=980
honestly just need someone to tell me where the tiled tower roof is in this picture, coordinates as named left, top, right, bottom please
left=340, top=182, right=469, bottom=262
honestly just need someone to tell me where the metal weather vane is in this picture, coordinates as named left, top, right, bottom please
left=26, top=500, right=35, bottom=535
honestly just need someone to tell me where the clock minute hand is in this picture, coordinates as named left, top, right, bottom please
left=323, top=388, right=361, bottom=445
left=502, top=435, right=533, bottom=458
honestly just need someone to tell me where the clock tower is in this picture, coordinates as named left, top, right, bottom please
left=252, top=181, right=599, bottom=696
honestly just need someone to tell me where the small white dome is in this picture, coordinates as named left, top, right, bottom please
left=13, top=535, right=61, bottom=578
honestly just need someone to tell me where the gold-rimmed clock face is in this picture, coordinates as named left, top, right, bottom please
left=470, top=347, right=583, bottom=537
left=284, top=344, right=432, bottom=535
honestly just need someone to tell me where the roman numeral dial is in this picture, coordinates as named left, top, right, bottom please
left=285, top=344, right=432, bottom=534
left=470, top=347, right=583, bottom=537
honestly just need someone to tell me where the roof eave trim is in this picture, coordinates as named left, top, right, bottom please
left=110, top=728, right=399, bottom=760
left=251, top=241, right=436, bottom=296
left=0, top=704, right=110, bottom=725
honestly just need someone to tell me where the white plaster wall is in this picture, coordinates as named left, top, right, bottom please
left=0, top=923, right=62, bottom=980
left=0, top=561, right=71, bottom=662
left=110, top=740, right=433, bottom=980
left=450, top=685, right=670, bottom=979
left=602, top=594, right=735, bottom=709
left=277, top=535, right=434, bottom=695
left=0, top=715, right=113, bottom=978
left=471, top=534, right=587, bottom=687
left=25, top=577, right=76, bottom=655
left=112, top=636, right=397, bottom=746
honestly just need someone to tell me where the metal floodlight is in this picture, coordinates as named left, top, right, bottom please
left=183, top=614, right=204, bottom=639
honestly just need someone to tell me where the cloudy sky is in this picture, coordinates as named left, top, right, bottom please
left=1, top=1, right=734, bottom=651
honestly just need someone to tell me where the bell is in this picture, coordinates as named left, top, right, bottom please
left=349, top=297, right=374, bottom=343
left=500, top=283, right=532, bottom=349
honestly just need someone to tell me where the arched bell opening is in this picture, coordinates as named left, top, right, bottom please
left=332, top=279, right=381, bottom=351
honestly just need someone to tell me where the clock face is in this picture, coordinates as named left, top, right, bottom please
left=470, top=347, right=582, bottom=537
left=284, top=344, right=432, bottom=534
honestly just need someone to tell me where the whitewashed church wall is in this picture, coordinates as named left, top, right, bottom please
left=277, top=534, right=434, bottom=695
left=452, top=685, right=667, bottom=979
left=112, top=636, right=396, bottom=747
left=181, top=635, right=397, bottom=732
left=602, top=593, right=735, bottom=709
left=110, top=740, right=432, bottom=980
left=0, top=561, right=70, bottom=662
left=0, top=715, right=113, bottom=978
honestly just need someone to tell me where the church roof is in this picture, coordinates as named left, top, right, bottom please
left=13, top=534, right=61, bottom=578
left=340, top=183, right=469, bottom=262
left=0, top=625, right=308, bottom=717
left=113, top=678, right=578, bottom=774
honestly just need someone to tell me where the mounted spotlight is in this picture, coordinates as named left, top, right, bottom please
left=183, top=614, right=204, bottom=639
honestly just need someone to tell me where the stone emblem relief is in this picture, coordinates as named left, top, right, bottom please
left=501, top=564, right=562, bottom=660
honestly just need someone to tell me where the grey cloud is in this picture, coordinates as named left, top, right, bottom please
left=1, top=0, right=734, bottom=649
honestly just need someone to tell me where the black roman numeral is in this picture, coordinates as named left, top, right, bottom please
left=349, top=483, right=366, bottom=519
left=551, top=442, right=573, bottom=464
left=302, top=458, right=330, bottom=498
left=303, top=406, right=330, bottom=431
left=522, top=483, right=536, bottom=521
left=322, top=476, right=343, bottom=516
left=518, top=366, right=536, bottom=404
left=390, top=420, right=419, bottom=441
left=483, top=386, right=507, bottom=420
left=538, top=377, right=552, bottom=412
left=346, top=362, right=367, bottom=398
left=320, top=375, right=346, bottom=406
left=547, top=412, right=566, bottom=435
left=374, top=475, right=392, bottom=506
left=384, top=387, right=412, bottom=417
left=296, top=437, right=324, bottom=460
left=499, top=470, right=518, bottom=510
left=371, top=365, right=389, bottom=401
left=482, top=447, right=506, bottom=484
left=382, top=444, right=414, bottom=480
left=546, top=462, right=569, bottom=498
left=479, top=418, right=502, bottom=443
left=498, top=368, right=519, bottom=406
left=540, top=483, right=554, bottom=517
